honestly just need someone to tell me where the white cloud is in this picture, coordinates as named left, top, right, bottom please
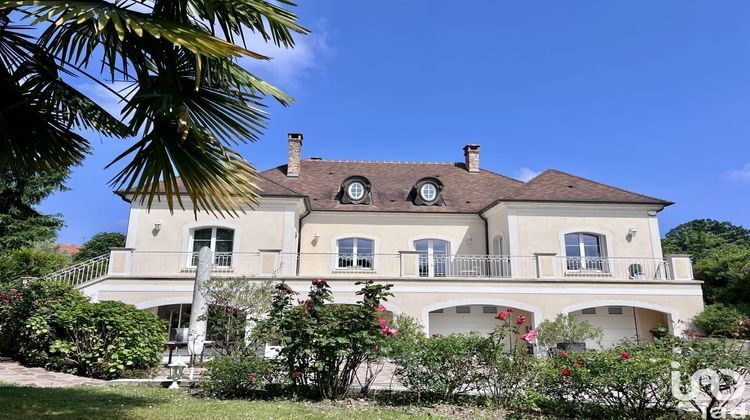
left=238, top=21, right=332, bottom=88
left=728, top=163, right=750, bottom=182
left=514, top=167, right=540, bottom=182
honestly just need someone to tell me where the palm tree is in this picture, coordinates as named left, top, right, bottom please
left=0, top=1, right=308, bottom=215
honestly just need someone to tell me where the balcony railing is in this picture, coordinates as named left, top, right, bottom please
left=100, top=250, right=692, bottom=282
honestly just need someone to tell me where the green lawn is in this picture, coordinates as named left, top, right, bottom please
left=0, top=383, right=500, bottom=419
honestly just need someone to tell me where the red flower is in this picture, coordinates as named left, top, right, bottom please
left=573, top=359, right=584, bottom=367
left=379, top=317, right=389, bottom=329
left=382, top=327, right=398, bottom=336
left=246, top=373, right=255, bottom=381
left=293, top=371, right=302, bottom=378
left=521, top=329, right=538, bottom=344
left=561, top=368, right=571, bottom=376
left=312, top=279, right=328, bottom=287
left=559, top=351, right=569, bottom=359
left=559, top=377, right=569, bottom=384
left=516, top=314, right=526, bottom=325
left=496, top=311, right=508, bottom=321
left=377, top=304, right=387, bottom=312
left=620, top=352, right=631, bottom=360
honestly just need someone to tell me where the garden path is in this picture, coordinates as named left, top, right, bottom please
left=0, top=358, right=104, bottom=388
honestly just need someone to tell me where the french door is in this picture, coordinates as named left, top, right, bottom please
left=415, top=239, right=450, bottom=277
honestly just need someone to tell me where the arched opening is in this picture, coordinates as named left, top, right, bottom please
left=567, top=304, right=673, bottom=349
left=426, top=304, right=535, bottom=342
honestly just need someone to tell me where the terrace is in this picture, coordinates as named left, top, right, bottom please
left=45, top=249, right=695, bottom=287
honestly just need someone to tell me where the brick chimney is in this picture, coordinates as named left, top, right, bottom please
left=463, top=144, right=480, bottom=173
left=287, top=133, right=303, bottom=177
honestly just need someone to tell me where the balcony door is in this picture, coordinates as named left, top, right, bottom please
left=190, top=227, right=234, bottom=267
left=564, top=232, right=607, bottom=272
left=415, top=239, right=450, bottom=277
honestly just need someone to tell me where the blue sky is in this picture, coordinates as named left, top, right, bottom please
left=40, top=1, right=750, bottom=244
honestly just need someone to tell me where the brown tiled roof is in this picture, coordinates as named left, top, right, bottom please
left=498, top=169, right=672, bottom=206
left=116, top=162, right=672, bottom=212
left=259, top=160, right=524, bottom=213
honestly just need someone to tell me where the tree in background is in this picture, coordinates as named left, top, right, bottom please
left=74, top=232, right=125, bottom=263
left=0, top=168, right=67, bottom=251
left=662, top=219, right=750, bottom=310
left=1, top=1, right=307, bottom=216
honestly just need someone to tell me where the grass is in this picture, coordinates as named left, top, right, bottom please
left=0, top=383, right=481, bottom=419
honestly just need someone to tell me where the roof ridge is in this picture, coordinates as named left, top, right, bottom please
left=499, top=168, right=553, bottom=200
left=303, top=159, right=456, bottom=165
left=540, top=169, right=672, bottom=203
left=475, top=167, right=526, bottom=185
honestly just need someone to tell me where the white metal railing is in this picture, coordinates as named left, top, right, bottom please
left=43, top=253, right=109, bottom=286
left=60, top=250, right=682, bottom=283
left=554, top=256, right=671, bottom=280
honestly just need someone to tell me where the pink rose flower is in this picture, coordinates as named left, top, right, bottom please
left=246, top=373, right=255, bottom=381
left=521, top=329, right=538, bottom=344
left=516, top=314, right=526, bottom=325
left=377, top=304, right=387, bottom=312
left=496, top=311, right=508, bottom=321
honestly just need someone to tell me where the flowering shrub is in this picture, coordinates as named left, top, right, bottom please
left=536, top=313, right=603, bottom=352
left=256, top=279, right=394, bottom=400
left=476, top=312, right=540, bottom=409
left=541, top=344, right=681, bottom=419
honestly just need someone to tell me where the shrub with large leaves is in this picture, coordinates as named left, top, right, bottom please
left=1, top=280, right=165, bottom=379
left=49, top=300, right=166, bottom=379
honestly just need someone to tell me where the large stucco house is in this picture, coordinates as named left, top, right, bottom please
left=51, top=134, right=703, bottom=348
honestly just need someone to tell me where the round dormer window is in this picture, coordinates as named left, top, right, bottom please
left=347, top=181, right=366, bottom=201
left=419, top=182, right=438, bottom=202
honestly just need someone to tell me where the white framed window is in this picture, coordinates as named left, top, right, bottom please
left=414, top=239, right=450, bottom=277
left=190, top=227, right=235, bottom=267
left=346, top=182, right=365, bottom=201
left=564, top=232, right=607, bottom=271
left=336, top=238, right=374, bottom=269
left=419, top=182, right=438, bottom=202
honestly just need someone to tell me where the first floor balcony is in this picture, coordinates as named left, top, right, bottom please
left=89, top=249, right=695, bottom=284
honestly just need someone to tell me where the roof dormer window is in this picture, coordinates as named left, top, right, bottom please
left=419, top=182, right=438, bottom=202
left=347, top=181, right=365, bottom=201
left=413, top=178, right=444, bottom=206
left=340, top=176, right=371, bottom=204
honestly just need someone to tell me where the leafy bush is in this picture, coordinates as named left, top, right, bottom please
left=257, top=279, right=395, bottom=400
left=201, top=278, right=273, bottom=356
left=202, top=351, right=283, bottom=398
left=693, top=304, right=748, bottom=338
left=393, top=333, right=486, bottom=401
left=74, top=232, right=125, bottom=262
left=541, top=344, right=679, bottom=419
left=0, top=248, right=69, bottom=286
left=1, top=280, right=165, bottom=379
left=1, top=280, right=88, bottom=365
left=48, top=300, right=166, bottom=379
left=536, top=313, right=603, bottom=351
